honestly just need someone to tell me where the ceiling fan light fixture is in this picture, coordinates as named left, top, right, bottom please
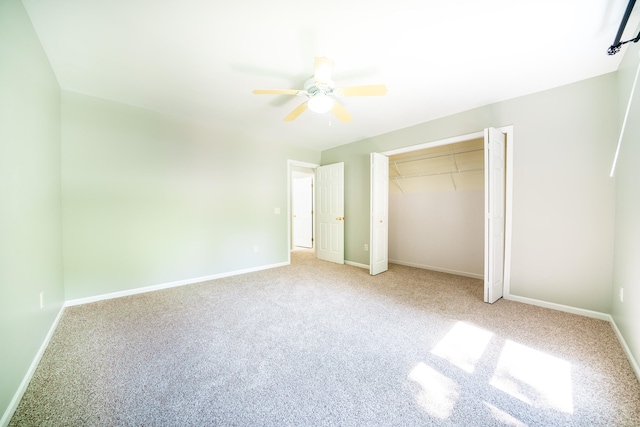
left=307, top=94, right=334, bottom=114
left=253, top=56, right=386, bottom=122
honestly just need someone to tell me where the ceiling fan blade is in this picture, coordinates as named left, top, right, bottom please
left=331, top=102, right=352, bottom=123
left=253, top=89, right=301, bottom=95
left=314, top=56, right=334, bottom=83
left=336, top=85, right=387, bottom=96
left=284, top=102, right=308, bottom=121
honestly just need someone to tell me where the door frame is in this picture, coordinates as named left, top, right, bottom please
left=287, top=160, right=319, bottom=264
left=377, top=126, right=514, bottom=299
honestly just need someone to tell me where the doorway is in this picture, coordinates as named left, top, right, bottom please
left=287, top=159, right=346, bottom=265
left=288, top=161, right=318, bottom=262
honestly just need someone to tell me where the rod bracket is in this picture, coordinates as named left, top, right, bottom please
left=608, top=35, right=640, bottom=55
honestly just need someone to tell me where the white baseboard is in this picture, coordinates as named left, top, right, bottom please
left=608, top=315, right=640, bottom=383
left=389, top=259, right=483, bottom=280
left=65, top=261, right=289, bottom=307
left=345, top=260, right=369, bottom=269
left=1, top=305, right=65, bottom=427
left=503, top=293, right=611, bottom=321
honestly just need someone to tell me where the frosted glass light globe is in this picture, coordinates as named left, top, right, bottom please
left=307, top=94, right=334, bottom=113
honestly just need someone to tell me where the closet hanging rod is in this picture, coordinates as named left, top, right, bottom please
left=608, top=0, right=639, bottom=55
left=390, top=147, right=483, bottom=165
left=390, top=167, right=484, bottom=181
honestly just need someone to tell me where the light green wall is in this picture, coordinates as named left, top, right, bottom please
left=611, top=40, right=640, bottom=372
left=62, top=91, right=320, bottom=300
left=0, top=0, right=64, bottom=423
left=322, top=73, right=618, bottom=313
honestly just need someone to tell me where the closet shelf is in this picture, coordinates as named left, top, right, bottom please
left=389, top=167, right=484, bottom=181
left=390, top=147, right=483, bottom=165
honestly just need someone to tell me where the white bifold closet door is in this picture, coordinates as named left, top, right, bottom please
left=484, top=127, right=506, bottom=303
left=370, top=152, right=389, bottom=275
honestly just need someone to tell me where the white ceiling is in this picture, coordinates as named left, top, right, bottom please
left=22, top=0, right=640, bottom=151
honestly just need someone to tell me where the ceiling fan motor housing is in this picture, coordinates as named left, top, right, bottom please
left=304, top=77, right=334, bottom=97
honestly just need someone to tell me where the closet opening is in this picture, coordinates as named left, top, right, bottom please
left=371, top=127, right=512, bottom=303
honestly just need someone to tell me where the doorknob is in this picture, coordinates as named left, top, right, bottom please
left=336, top=217, right=344, bottom=221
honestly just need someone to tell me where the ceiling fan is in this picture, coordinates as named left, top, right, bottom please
left=253, top=56, right=387, bottom=123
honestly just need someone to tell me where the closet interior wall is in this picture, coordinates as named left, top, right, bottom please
left=388, top=138, right=485, bottom=278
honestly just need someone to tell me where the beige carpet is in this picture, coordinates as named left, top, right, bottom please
left=10, top=249, right=640, bottom=426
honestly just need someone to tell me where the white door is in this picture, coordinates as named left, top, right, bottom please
left=370, top=153, right=389, bottom=275
left=484, top=127, right=506, bottom=303
left=293, top=176, right=313, bottom=248
left=316, top=162, right=344, bottom=264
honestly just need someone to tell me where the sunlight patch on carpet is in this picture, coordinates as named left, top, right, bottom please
left=431, top=321, right=493, bottom=373
left=483, top=402, right=528, bottom=426
left=489, top=340, right=573, bottom=413
left=408, top=362, right=460, bottom=419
